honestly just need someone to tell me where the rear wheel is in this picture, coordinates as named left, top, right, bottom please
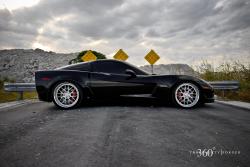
left=173, top=83, right=200, bottom=108
left=53, top=82, right=82, bottom=109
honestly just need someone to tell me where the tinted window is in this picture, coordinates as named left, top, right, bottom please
left=123, top=62, right=149, bottom=75
left=92, top=61, right=148, bottom=75
left=57, top=62, right=90, bottom=71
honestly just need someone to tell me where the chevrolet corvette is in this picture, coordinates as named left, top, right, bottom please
left=35, top=59, right=214, bottom=109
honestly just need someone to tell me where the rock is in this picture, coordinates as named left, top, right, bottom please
left=0, top=49, right=78, bottom=82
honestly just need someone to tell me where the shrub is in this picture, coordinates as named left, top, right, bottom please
left=69, top=50, right=106, bottom=64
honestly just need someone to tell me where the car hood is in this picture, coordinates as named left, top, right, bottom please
left=148, top=74, right=213, bottom=89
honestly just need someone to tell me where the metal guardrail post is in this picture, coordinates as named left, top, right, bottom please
left=19, top=92, right=24, bottom=100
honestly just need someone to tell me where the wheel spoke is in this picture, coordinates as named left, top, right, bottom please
left=175, top=83, right=199, bottom=108
left=54, top=83, right=80, bottom=108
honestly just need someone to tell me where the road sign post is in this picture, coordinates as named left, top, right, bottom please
left=113, top=49, right=129, bottom=61
left=144, top=50, right=160, bottom=74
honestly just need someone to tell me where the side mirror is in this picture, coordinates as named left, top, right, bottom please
left=125, top=69, right=136, bottom=78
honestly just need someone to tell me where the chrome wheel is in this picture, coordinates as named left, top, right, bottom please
left=53, top=82, right=80, bottom=108
left=175, top=83, right=200, bottom=108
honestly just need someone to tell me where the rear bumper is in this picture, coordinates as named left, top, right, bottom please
left=36, top=86, right=51, bottom=102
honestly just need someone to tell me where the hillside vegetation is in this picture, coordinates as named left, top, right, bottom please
left=197, top=61, right=250, bottom=102
left=69, top=50, right=106, bottom=64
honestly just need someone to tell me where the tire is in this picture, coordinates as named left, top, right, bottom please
left=52, top=82, right=82, bottom=109
left=172, top=82, right=200, bottom=108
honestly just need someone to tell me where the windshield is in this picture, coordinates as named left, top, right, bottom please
left=122, top=61, right=149, bottom=75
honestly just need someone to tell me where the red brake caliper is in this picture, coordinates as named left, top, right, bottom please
left=177, top=91, right=182, bottom=100
left=71, top=89, right=77, bottom=101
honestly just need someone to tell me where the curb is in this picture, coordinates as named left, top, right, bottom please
left=0, top=99, right=38, bottom=111
left=216, top=100, right=250, bottom=111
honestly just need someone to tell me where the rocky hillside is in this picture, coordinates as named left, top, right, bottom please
left=0, top=49, right=77, bottom=82
left=0, top=49, right=196, bottom=82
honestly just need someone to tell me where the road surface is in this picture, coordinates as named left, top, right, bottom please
left=0, top=99, right=250, bottom=167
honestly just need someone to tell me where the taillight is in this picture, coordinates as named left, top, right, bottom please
left=41, top=77, right=51, bottom=81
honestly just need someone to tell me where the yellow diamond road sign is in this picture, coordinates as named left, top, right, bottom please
left=113, top=49, right=129, bottom=61
left=81, top=50, right=97, bottom=62
left=144, top=50, right=160, bottom=65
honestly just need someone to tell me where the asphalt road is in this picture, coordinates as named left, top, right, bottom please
left=0, top=99, right=250, bottom=167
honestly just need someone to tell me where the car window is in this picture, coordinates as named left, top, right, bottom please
left=123, top=62, right=149, bottom=75
left=92, top=61, right=148, bottom=75
left=92, top=61, right=127, bottom=74
left=57, top=62, right=90, bottom=71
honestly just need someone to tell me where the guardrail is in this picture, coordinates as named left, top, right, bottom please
left=208, top=81, right=240, bottom=90
left=3, top=81, right=240, bottom=100
left=4, top=83, right=36, bottom=100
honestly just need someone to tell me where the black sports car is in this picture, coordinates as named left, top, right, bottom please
left=35, top=59, right=214, bottom=109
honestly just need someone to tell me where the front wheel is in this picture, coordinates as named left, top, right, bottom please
left=53, top=82, right=82, bottom=109
left=173, top=83, right=200, bottom=108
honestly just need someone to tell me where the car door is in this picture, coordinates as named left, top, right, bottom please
left=89, top=60, right=156, bottom=97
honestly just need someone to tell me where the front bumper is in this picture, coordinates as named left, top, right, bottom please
left=203, top=97, right=215, bottom=103
left=202, top=89, right=215, bottom=103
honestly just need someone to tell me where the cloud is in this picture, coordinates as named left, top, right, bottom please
left=0, top=0, right=249, bottom=66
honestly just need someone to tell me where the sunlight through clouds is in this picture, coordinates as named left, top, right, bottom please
left=0, top=0, right=249, bottom=66
left=0, top=0, right=40, bottom=10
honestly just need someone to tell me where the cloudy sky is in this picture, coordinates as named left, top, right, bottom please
left=0, top=0, right=249, bottom=66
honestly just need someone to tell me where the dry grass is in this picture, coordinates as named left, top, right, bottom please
left=196, top=61, right=250, bottom=102
left=0, top=78, right=37, bottom=103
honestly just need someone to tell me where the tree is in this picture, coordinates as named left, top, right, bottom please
left=69, top=50, right=106, bottom=64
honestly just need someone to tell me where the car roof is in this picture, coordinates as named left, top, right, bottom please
left=56, top=61, right=90, bottom=70
left=91, top=59, right=125, bottom=63
left=56, top=59, right=124, bottom=69
left=58, top=59, right=148, bottom=73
